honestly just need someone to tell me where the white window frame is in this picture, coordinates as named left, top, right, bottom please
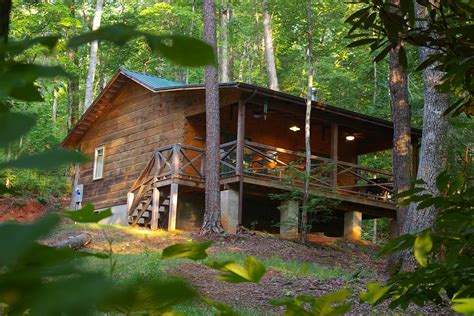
left=93, top=145, right=105, bottom=180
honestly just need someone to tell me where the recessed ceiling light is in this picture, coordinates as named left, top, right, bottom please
left=346, top=135, right=355, bottom=141
left=289, top=125, right=301, bottom=132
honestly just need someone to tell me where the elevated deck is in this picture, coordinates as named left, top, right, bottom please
left=127, top=141, right=396, bottom=230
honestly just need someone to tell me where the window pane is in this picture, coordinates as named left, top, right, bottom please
left=94, top=147, right=104, bottom=179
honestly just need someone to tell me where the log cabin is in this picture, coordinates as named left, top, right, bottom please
left=63, top=68, right=421, bottom=240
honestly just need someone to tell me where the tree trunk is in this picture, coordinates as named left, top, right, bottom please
left=228, top=8, right=234, bottom=81
left=83, top=0, right=104, bottom=112
left=52, top=80, right=59, bottom=122
left=400, top=1, right=450, bottom=272
left=301, top=0, right=314, bottom=245
left=261, top=0, right=279, bottom=90
left=253, top=0, right=263, bottom=75
left=185, top=0, right=196, bottom=84
left=0, top=0, right=11, bottom=63
left=201, top=0, right=224, bottom=234
left=219, top=0, right=229, bottom=82
left=389, top=36, right=411, bottom=234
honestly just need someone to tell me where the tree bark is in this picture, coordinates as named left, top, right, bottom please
left=201, top=0, right=224, bottom=234
left=219, top=0, right=230, bottom=82
left=52, top=80, right=59, bottom=122
left=301, top=0, right=314, bottom=245
left=400, top=1, right=450, bottom=272
left=389, top=34, right=411, bottom=234
left=261, top=0, right=279, bottom=90
left=83, top=0, right=104, bottom=112
left=253, top=0, right=263, bottom=75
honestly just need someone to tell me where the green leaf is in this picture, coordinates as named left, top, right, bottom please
left=392, top=187, right=425, bottom=199
left=452, top=298, right=474, bottom=314
left=0, top=215, right=59, bottom=266
left=0, top=36, right=60, bottom=55
left=378, top=234, right=415, bottom=256
left=99, top=278, right=196, bottom=314
left=145, top=35, right=215, bottom=67
left=373, top=44, right=392, bottom=63
left=203, top=297, right=239, bottom=316
left=347, top=38, right=378, bottom=48
left=65, top=203, right=112, bottom=223
left=206, top=256, right=266, bottom=283
left=161, top=240, right=212, bottom=261
left=414, top=230, right=432, bottom=267
left=0, top=148, right=87, bottom=170
left=68, top=24, right=139, bottom=48
left=69, top=25, right=214, bottom=67
left=0, top=111, right=36, bottom=148
left=360, top=282, right=389, bottom=305
left=436, top=172, right=451, bottom=192
left=345, top=7, right=371, bottom=24
left=399, top=46, right=408, bottom=70
left=312, top=289, right=352, bottom=316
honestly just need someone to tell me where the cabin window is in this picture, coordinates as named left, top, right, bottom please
left=93, top=146, right=105, bottom=180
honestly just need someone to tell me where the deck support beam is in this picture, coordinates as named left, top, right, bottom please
left=236, top=100, right=246, bottom=225
left=280, top=200, right=299, bottom=239
left=221, top=189, right=239, bottom=233
left=168, top=183, right=179, bottom=231
left=151, top=187, right=160, bottom=230
left=344, top=211, right=362, bottom=240
left=331, top=123, right=338, bottom=191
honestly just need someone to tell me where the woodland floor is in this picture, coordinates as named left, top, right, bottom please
left=0, top=198, right=451, bottom=314
left=45, top=222, right=450, bottom=315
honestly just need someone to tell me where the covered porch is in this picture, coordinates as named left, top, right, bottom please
left=127, top=90, right=419, bottom=240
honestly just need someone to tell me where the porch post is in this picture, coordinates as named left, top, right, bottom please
left=151, top=187, right=160, bottom=230
left=390, top=218, right=398, bottom=239
left=344, top=211, right=362, bottom=240
left=168, top=183, right=179, bottom=231
left=236, top=100, right=246, bottom=225
left=280, top=200, right=299, bottom=239
left=220, top=189, right=239, bottom=233
left=330, top=123, right=338, bottom=191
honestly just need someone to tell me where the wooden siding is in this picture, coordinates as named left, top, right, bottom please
left=77, top=80, right=241, bottom=209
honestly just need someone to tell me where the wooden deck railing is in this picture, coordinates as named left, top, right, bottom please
left=128, top=141, right=394, bottom=215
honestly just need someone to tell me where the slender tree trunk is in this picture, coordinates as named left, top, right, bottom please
left=372, top=219, right=377, bottom=243
left=219, top=0, right=229, bottom=82
left=52, top=80, right=59, bottom=122
left=261, top=0, right=279, bottom=90
left=400, top=1, right=450, bottom=272
left=83, top=0, right=103, bottom=112
left=253, top=0, right=263, bottom=75
left=185, top=0, right=196, bottom=84
left=389, top=31, right=411, bottom=234
left=201, top=0, right=224, bottom=234
left=0, top=0, right=12, bottom=64
left=301, top=0, right=314, bottom=245
left=228, top=8, right=234, bottom=81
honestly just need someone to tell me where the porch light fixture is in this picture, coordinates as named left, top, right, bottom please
left=289, top=125, right=301, bottom=132
left=346, top=135, right=355, bottom=141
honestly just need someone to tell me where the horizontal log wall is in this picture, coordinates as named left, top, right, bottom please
left=78, top=81, right=241, bottom=209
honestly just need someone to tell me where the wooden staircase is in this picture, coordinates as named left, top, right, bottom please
left=128, top=186, right=170, bottom=229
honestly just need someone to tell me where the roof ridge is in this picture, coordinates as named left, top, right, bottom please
left=120, top=68, right=184, bottom=85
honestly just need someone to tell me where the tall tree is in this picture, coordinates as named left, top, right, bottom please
left=261, top=0, right=279, bottom=90
left=301, top=0, right=314, bottom=245
left=389, top=0, right=411, bottom=235
left=83, top=0, right=104, bottom=112
left=400, top=1, right=450, bottom=271
left=219, top=0, right=230, bottom=82
left=201, top=0, right=224, bottom=233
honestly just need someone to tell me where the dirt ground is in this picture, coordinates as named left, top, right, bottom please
left=47, top=224, right=450, bottom=315
left=3, top=203, right=450, bottom=315
left=0, top=197, right=49, bottom=222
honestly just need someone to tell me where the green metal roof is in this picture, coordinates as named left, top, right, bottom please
left=121, top=69, right=185, bottom=90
